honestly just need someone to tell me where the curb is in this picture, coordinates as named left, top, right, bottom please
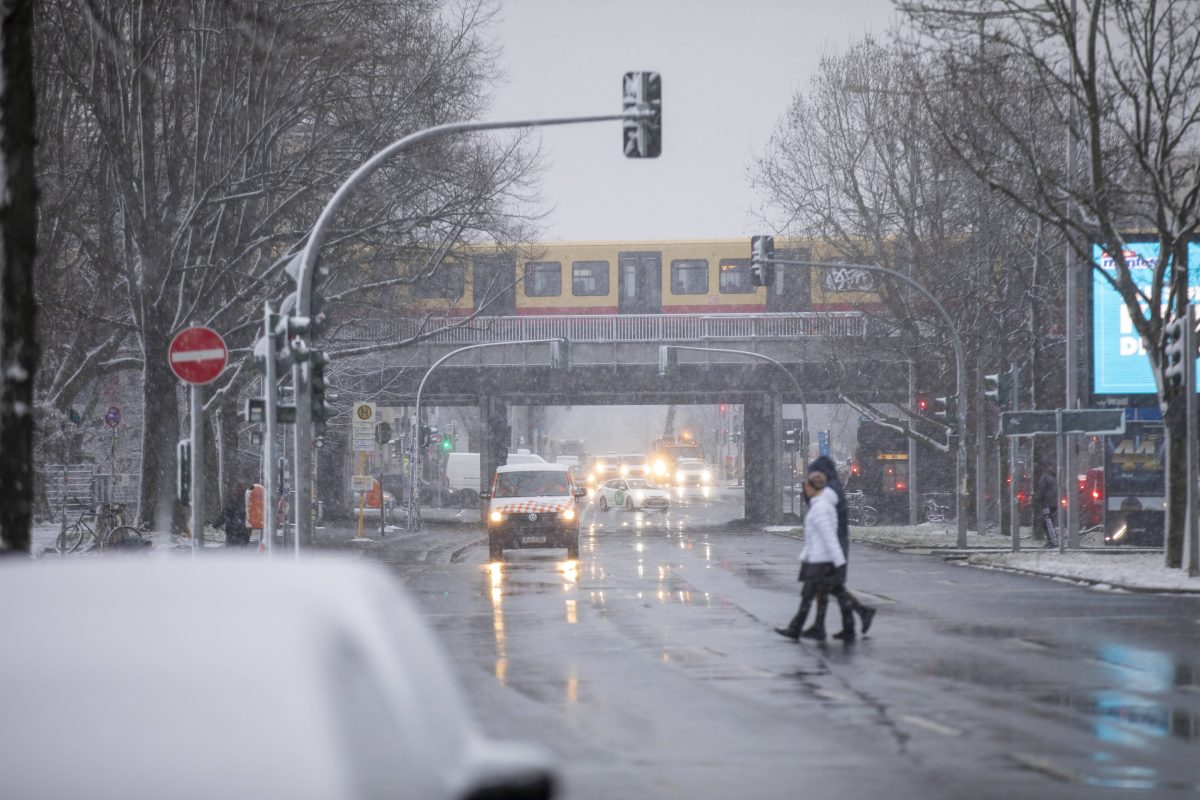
left=450, top=538, right=486, bottom=563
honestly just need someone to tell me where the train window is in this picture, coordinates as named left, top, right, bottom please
left=571, top=260, right=610, bottom=296
left=670, top=259, right=709, bottom=295
left=524, top=261, right=562, bottom=297
left=718, top=259, right=755, bottom=294
left=411, top=263, right=464, bottom=299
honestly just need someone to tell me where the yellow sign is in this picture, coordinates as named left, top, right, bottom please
left=877, top=453, right=908, bottom=461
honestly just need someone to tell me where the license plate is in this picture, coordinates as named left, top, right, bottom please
left=522, top=536, right=546, bottom=545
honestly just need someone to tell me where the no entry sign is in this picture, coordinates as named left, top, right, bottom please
left=168, top=326, right=228, bottom=385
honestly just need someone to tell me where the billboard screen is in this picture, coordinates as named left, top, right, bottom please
left=1091, top=240, right=1200, bottom=396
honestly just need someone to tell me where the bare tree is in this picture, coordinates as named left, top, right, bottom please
left=901, top=0, right=1200, bottom=565
left=0, top=0, right=38, bottom=554
left=36, top=0, right=537, bottom=529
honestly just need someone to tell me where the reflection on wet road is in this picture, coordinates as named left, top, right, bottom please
left=381, top=486, right=1200, bottom=799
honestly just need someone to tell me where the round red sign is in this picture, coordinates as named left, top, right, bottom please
left=168, top=326, right=228, bottom=385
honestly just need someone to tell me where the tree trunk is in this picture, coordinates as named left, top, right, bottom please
left=0, top=0, right=38, bottom=556
left=137, top=341, right=183, bottom=532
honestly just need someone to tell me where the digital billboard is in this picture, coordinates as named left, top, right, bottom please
left=1091, top=240, right=1200, bottom=397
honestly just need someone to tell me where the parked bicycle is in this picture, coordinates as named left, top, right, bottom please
left=55, top=501, right=145, bottom=553
left=845, top=490, right=879, bottom=527
left=923, top=493, right=952, bottom=523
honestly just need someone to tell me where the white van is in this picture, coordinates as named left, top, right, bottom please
left=481, top=463, right=585, bottom=561
left=445, top=453, right=481, bottom=504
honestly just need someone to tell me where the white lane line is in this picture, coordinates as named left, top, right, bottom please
left=1010, top=752, right=1076, bottom=783
left=899, top=714, right=962, bottom=737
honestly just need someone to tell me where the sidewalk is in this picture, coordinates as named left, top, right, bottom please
left=770, top=521, right=1200, bottom=594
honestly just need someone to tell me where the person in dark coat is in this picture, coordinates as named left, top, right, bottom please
left=212, top=485, right=251, bottom=547
left=803, top=456, right=875, bottom=640
left=1035, top=465, right=1058, bottom=548
left=775, top=471, right=847, bottom=642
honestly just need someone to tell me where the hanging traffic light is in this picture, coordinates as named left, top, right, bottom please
left=917, top=397, right=929, bottom=414
left=750, top=235, right=775, bottom=286
left=622, top=71, right=662, bottom=158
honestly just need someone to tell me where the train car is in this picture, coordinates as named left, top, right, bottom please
left=393, top=238, right=885, bottom=317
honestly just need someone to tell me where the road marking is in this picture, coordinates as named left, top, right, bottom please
left=1012, top=638, right=1054, bottom=651
left=899, top=714, right=961, bottom=737
left=1010, top=752, right=1076, bottom=783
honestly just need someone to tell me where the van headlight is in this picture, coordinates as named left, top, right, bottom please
left=701, top=470, right=711, bottom=482
left=620, top=465, right=629, bottom=477
left=675, top=471, right=685, bottom=483
left=489, top=510, right=504, bottom=524
left=561, top=507, right=576, bottom=521
left=654, top=460, right=668, bottom=476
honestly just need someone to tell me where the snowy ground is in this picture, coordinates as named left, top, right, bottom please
left=965, top=551, right=1200, bottom=592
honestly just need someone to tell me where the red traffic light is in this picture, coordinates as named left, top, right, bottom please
left=719, top=404, right=728, bottom=414
left=917, top=398, right=928, bottom=412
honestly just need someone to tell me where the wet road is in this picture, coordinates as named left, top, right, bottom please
left=371, top=488, right=1200, bottom=799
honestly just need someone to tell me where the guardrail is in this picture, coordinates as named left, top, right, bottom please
left=338, top=311, right=866, bottom=344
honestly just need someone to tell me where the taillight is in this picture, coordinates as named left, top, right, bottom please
left=895, top=482, right=907, bottom=491
left=1092, top=488, right=1100, bottom=500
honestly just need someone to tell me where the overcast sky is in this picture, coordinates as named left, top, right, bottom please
left=486, top=0, right=898, bottom=242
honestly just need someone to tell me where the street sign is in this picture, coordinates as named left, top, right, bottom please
left=103, top=406, right=121, bottom=428
left=1059, top=409, right=1125, bottom=434
left=352, top=401, right=376, bottom=451
left=351, top=475, right=374, bottom=493
left=1001, top=408, right=1126, bottom=437
left=168, top=326, right=228, bottom=385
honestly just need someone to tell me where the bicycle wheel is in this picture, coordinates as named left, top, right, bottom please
left=860, top=506, right=879, bottom=527
left=102, top=525, right=146, bottom=550
left=55, top=523, right=86, bottom=554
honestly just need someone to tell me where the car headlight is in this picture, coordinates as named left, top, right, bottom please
left=634, top=491, right=644, bottom=501
left=561, top=507, right=575, bottom=521
left=675, top=471, right=685, bottom=483
left=701, top=470, right=711, bottom=482
left=619, top=465, right=629, bottom=476
left=489, top=510, right=504, bottom=523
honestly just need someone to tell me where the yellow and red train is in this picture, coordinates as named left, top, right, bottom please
left=404, top=238, right=883, bottom=316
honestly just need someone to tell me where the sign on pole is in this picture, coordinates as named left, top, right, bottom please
left=104, top=406, right=121, bottom=428
left=351, top=402, right=376, bottom=451
left=1000, top=410, right=1058, bottom=437
left=168, top=327, right=228, bottom=385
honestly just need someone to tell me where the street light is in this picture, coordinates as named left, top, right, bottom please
left=659, top=344, right=810, bottom=520
left=752, top=242, right=970, bottom=546
left=273, top=75, right=663, bottom=548
left=406, top=339, right=562, bottom=531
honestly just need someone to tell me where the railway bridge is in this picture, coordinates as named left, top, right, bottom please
left=336, top=310, right=913, bottom=522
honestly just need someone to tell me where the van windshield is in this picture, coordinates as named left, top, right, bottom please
left=494, top=471, right=570, bottom=498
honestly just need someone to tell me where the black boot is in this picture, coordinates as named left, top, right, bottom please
left=775, top=603, right=810, bottom=641
left=833, top=593, right=857, bottom=641
left=859, top=606, right=876, bottom=635
left=800, top=622, right=827, bottom=641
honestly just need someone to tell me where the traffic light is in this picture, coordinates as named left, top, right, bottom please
left=916, top=396, right=928, bottom=414
left=719, top=404, right=729, bottom=414
left=1163, top=313, right=1195, bottom=390
left=622, top=71, right=662, bottom=158
left=551, top=338, right=571, bottom=371
left=658, top=345, right=678, bottom=378
left=983, top=370, right=1012, bottom=406
left=782, top=428, right=800, bottom=450
left=933, top=395, right=958, bottom=424
left=750, top=235, right=775, bottom=286
left=375, top=420, right=392, bottom=445
left=310, top=350, right=333, bottom=423
left=440, top=433, right=454, bottom=452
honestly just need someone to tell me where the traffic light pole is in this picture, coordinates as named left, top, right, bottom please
left=286, top=111, right=656, bottom=549
left=763, top=258, right=969, bottom=546
left=1009, top=364, right=1020, bottom=553
left=406, top=339, right=560, bottom=532
left=262, top=302, right=277, bottom=555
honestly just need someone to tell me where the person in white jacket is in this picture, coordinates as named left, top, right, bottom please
left=776, top=471, right=851, bottom=642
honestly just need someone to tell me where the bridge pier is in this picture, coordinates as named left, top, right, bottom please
left=478, top=396, right=510, bottom=508
left=743, top=393, right=783, bottom=525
